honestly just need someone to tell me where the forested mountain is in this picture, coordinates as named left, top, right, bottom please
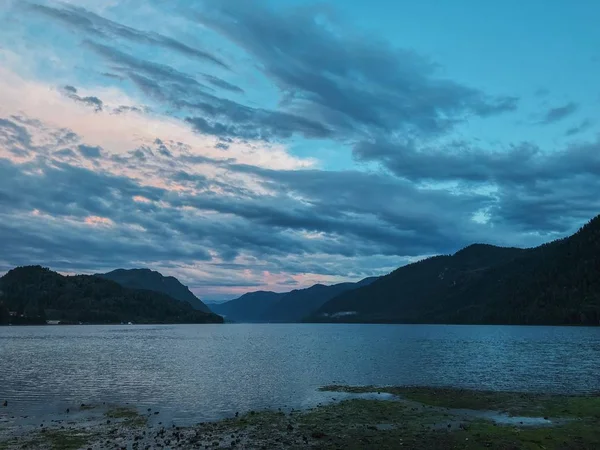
left=98, top=268, right=211, bottom=313
left=0, top=266, right=223, bottom=325
left=212, top=277, right=377, bottom=323
left=310, top=216, right=600, bottom=325
left=0, top=300, right=9, bottom=325
left=210, top=291, right=286, bottom=322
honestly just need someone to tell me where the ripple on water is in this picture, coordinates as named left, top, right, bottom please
left=1, top=324, right=600, bottom=424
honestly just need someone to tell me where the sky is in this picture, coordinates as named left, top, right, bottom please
left=0, top=0, right=599, bottom=301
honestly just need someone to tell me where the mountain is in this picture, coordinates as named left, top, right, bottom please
left=0, top=266, right=223, bottom=325
left=98, top=268, right=211, bottom=313
left=212, top=277, right=378, bottom=323
left=310, top=215, right=600, bottom=325
left=210, top=291, right=286, bottom=322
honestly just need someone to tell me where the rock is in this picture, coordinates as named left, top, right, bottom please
left=311, top=431, right=327, bottom=439
left=2, top=400, right=6, bottom=407
left=66, top=408, right=70, bottom=413
left=287, top=423, right=294, bottom=431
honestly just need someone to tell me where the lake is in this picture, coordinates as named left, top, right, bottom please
left=1, top=324, right=599, bottom=426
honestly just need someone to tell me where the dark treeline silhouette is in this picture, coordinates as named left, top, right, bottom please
left=0, top=266, right=223, bottom=325
left=310, top=215, right=600, bottom=325
left=98, top=268, right=212, bottom=313
left=211, top=277, right=378, bottom=323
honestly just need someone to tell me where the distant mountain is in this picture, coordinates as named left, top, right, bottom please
left=0, top=266, right=223, bottom=325
left=210, top=291, right=286, bottom=322
left=213, top=277, right=378, bottom=323
left=98, top=268, right=211, bottom=313
left=310, top=215, right=600, bottom=325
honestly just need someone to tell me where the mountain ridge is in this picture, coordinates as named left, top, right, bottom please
left=211, top=277, right=378, bottom=323
left=0, top=266, right=223, bottom=325
left=98, top=268, right=211, bottom=313
left=309, top=215, right=600, bottom=325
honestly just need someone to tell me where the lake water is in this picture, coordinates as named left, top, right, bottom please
left=1, top=324, right=600, bottom=426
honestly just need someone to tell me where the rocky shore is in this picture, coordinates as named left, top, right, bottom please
left=1, top=386, right=599, bottom=449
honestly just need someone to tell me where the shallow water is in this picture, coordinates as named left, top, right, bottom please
left=1, top=323, right=599, bottom=425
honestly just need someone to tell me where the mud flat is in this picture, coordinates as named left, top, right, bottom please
left=1, top=386, right=599, bottom=449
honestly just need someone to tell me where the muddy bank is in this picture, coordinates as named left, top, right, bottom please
left=1, top=386, right=599, bottom=449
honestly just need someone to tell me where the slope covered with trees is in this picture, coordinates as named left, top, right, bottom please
left=212, top=277, right=377, bottom=323
left=98, top=268, right=211, bottom=313
left=0, top=266, right=223, bottom=325
left=210, top=291, right=286, bottom=322
left=311, top=216, right=600, bottom=325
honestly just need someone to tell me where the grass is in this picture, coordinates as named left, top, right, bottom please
left=1, top=430, right=91, bottom=450
left=3, top=387, right=599, bottom=449
left=309, top=386, right=600, bottom=449
left=321, top=385, right=600, bottom=418
left=105, top=406, right=147, bottom=427
left=42, top=430, right=91, bottom=450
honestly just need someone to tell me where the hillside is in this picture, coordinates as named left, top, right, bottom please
left=212, top=277, right=377, bottom=323
left=210, top=291, right=286, bottom=322
left=310, top=216, right=600, bottom=325
left=0, top=266, right=223, bottom=325
left=98, top=268, right=211, bottom=313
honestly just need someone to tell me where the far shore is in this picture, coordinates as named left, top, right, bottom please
left=1, top=386, right=599, bottom=449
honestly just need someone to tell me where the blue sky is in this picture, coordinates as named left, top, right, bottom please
left=0, top=0, right=599, bottom=300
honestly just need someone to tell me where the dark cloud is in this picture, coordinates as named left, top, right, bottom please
left=54, top=148, right=77, bottom=158
left=0, top=117, right=32, bottom=150
left=202, top=74, right=244, bottom=93
left=565, top=119, right=593, bottom=136
left=78, top=144, right=102, bottom=159
left=195, top=0, right=517, bottom=138
left=352, top=137, right=600, bottom=187
left=1, top=114, right=598, bottom=287
left=61, top=85, right=104, bottom=111
left=26, top=2, right=229, bottom=69
left=83, top=40, right=334, bottom=141
left=44, top=0, right=517, bottom=144
left=540, top=102, right=578, bottom=124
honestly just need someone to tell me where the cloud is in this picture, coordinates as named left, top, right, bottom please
left=82, top=41, right=334, bottom=141
left=1, top=108, right=597, bottom=296
left=1, top=0, right=596, bottom=298
left=202, top=75, right=244, bottom=94
left=28, top=0, right=518, bottom=144
left=78, top=144, right=102, bottom=158
left=194, top=0, right=517, bottom=139
left=61, top=85, right=104, bottom=111
left=26, top=2, right=229, bottom=69
left=565, top=119, right=593, bottom=136
left=540, top=102, right=578, bottom=124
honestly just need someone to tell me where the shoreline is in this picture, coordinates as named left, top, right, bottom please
left=1, top=386, right=599, bottom=449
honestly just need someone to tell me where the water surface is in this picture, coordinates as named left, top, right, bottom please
left=1, top=324, right=599, bottom=425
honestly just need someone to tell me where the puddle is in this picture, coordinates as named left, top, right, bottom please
left=319, top=388, right=562, bottom=429
left=375, top=423, right=396, bottom=430
left=478, top=412, right=553, bottom=426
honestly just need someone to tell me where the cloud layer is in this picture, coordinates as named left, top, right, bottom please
left=0, top=0, right=598, bottom=299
